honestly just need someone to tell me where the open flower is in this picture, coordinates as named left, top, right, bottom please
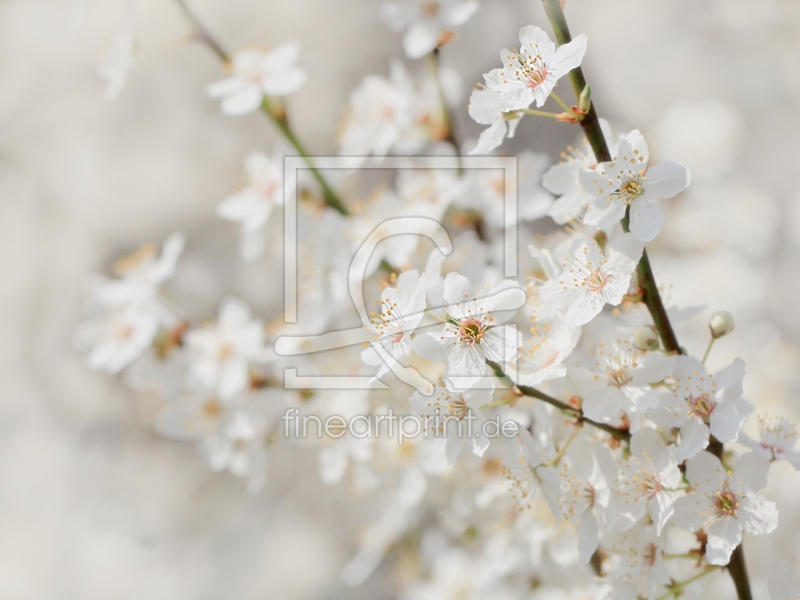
left=741, top=415, right=800, bottom=469
left=603, top=523, right=671, bottom=599
left=673, top=451, right=778, bottom=565
left=207, top=41, right=307, bottom=115
left=496, top=429, right=563, bottom=517
left=575, top=334, right=674, bottom=423
left=580, top=130, right=690, bottom=242
left=184, top=297, right=271, bottom=400
left=539, top=233, right=644, bottom=327
left=410, top=380, right=493, bottom=470
left=504, top=318, right=580, bottom=387
left=542, top=119, right=615, bottom=224
left=217, top=152, right=285, bottom=259
left=381, top=0, right=479, bottom=59
left=485, top=25, right=587, bottom=110
left=361, top=269, right=427, bottom=379
left=650, top=356, right=750, bottom=461
left=413, top=273, right=524, bottom=390
left=610, top=428, right=682, bottom=535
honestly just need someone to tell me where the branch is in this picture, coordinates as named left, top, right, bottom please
left=487, top=361, right=631, bottom=443
left=541, top=0, right=681, bottom=355
left=174, top=0, right=349, bottom=215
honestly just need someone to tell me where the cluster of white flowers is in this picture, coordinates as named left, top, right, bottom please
left=81, top=1, right=796, bottom=598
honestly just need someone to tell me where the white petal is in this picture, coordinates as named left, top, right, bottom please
left=261, top=40, right=300, bottom=70
left=261, top=67, right=307, bottom=96
left=481, top=326, right=522, bottom=363
left=645, top=161, right=691, bottom=199
left=628, top=196, right=664, bottom=242
left=411, top=331, right=447, bottom=362
left=220, top=86, right=263, bottom=115
left=442, top=1, right=479, bottom=28
left=673, top=417, right=710, bottom=462
left=469, top=120, right=507, bottom=155
left=403, top=20, right=440, bottom=59
left=706, top=518, right=742, bottom=565
left=207, top=76, right=245, bottom=98
left=648, top=492, right=675, bottom=536
left=551, top=33, right=587, bottom=79
left=738, top=493, right=778, bottom=535
left=443, top=272, right=475, bottom=304
left=468, top=88, right=502, bottom=125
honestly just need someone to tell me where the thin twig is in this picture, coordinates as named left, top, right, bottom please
left=174, top=0, right=349, bottom=215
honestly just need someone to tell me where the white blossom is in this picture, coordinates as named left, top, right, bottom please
left=413, top=273, right=523, bottom=390
left=650, top=356, right=750, bottom=461
left=672, top=451, right=777, bottom=565
left=207, top=42, right=307, bottom=115
left=184, top=297, right=270, bottom=400
left=217, top=151, right=285, bottom=259
left=741, top=415, right=800, bottom=469
left=485, top=25, right=587, bottom=110
left=580, top=130, right=691, bottom=242
left=467, top=88, right=522, bottom=155
left=381, top=0, right=479, bottom=59
left=539, top=233, right=644, bottom=327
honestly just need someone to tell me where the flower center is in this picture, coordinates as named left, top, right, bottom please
left=458, top=318, right=486, bottom=345
left=585, top=268, right=609, bottom=292
left=607, top=367, right=633, bottom=388
left=506, top=48, right=549, bottom=91
left=714, top=487, right=740, bottom=518
left=638, top=473, right=662, bottom=497
left=687, top=392, right=715, bottom=419
left=446, top=397, right=469, bottom=421
left=618, top=175, right=646, bottom=203
left=203, top=399, right=224, bottom=419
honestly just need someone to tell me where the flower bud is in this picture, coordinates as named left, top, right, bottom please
left=709, top=310, right=735, bottom=339
left=578, top=85, right=591, bottom=114
left=633, top=326, right=660, bottom=351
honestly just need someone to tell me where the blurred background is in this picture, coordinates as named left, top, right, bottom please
left=2, top=0, right=800, bottom=597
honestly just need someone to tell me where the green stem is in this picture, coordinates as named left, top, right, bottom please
left=655, top=566, right=720, bottom=600
left=511, top=108, right=560, bottom=119
left=544, top=423, right=582, bottom=467
left=550, top=91, right=577, bottom=117
left=701, top=337, right=715, bottom=364
left=174, top=0, right=349, bottom=215
left=427, top=49, right=463, bottom=175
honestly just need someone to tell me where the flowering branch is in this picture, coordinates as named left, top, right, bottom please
left=487, top=361, right=631, bottom=443
left=540, top=0, right=680, bottom=355
left=174, top=0, right=349, bottom=215
left=541, top=2, right=754, bottom=598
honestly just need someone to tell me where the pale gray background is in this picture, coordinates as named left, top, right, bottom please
left=2, top=0, right=799, bottom=597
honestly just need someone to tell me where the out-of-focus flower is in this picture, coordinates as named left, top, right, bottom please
left=496, top=429, right=563, bottom=516
left=75, top=233, right=185, bottom=373
left=339, top=61, right=414, bottom=163
left=207, top=42, right=307, bottom=115
left=98, top=31, right=135, bottom=100
left=505, top=318, right=580, bottom=387
left=381, top=0, right=479, bottom=59
left=217, top=151, right=285, bottom=260
left=673, top=451, right=777, bottom=565
left=485, top=25, right=587, bottom=110
left=184, top=297, right=271, bottom=400
left=581, top=130, right=691, bottom=242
